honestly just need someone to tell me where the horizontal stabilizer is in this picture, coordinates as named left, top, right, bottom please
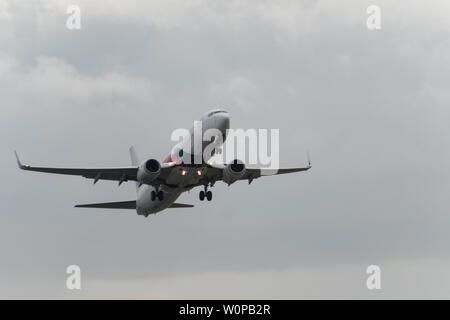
left=74, top=201, right=193, bottom=209
left=75, top=200, right=136, bottom=209
left=169, top=203, right=194, bottom=208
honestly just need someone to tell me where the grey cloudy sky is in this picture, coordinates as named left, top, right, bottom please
left=1, top=0, right=450, bottom=299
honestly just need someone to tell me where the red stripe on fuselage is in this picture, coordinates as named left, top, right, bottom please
left=162, top=154, right=173, bottom=163
left=162, top=154, right=206, bottom=168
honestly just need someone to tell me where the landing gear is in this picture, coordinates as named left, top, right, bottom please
left=151, top=188, right=164, bottom=201
left=199, top=185, right=213, bottom=201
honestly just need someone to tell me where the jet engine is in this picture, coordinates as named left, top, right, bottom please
left=137, top=159, right=161, bottom=184
left=223, top=159, right=246, bottom=185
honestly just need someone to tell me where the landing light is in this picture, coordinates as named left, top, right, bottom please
left=181, top=170, right=187, bottom=176
left=197, top=170, right=202, bottom=176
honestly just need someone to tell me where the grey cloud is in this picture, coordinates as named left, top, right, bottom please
left=1, top=0, right=450, bottom=298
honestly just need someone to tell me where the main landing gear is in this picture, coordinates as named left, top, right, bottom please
left=199, top=185, right=212, bottom=201
left=151, top=188, right=164, bottom=201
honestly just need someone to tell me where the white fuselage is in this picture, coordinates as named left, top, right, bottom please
left=136, top=110, right=230, bottom=216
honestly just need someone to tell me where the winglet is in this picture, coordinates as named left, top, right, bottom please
left=14, top=151, right=26, bottom=169
left=307, top=151, right=312, bottom=168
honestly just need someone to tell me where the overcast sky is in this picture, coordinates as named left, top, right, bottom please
left=1, top=0, right=450, bottom=299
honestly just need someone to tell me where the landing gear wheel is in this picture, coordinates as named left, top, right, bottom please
left=206, top=191, right=212, bottom=201
left=157, top=190, right=164, bottom=201
left=199, top=190, right=205, bottom=201
left=151, top=191, right=156, bottom=201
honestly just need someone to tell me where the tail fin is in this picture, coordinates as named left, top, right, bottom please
left=130, top=146, right=139, bottom=166
left=129, top=146, right=140, bottom=191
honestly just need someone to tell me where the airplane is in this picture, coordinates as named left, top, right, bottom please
left=15, top=109, right=311, bottom=217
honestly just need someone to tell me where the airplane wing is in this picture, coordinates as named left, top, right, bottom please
left=239, top=166, right=311, bottom=183
left=15, top=151, right=138, bottom=185
left=200, top=164, right=311, bottom=186
left=205, top=153, right=311, bottom=185
left=16, top=150, right=311, bottom=188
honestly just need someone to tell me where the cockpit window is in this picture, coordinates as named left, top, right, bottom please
left=208, top=110, right=226, bottom=117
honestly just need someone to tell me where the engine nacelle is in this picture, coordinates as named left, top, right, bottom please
left=137, top=159, right=161, bottom=184
left=223, top=159, right=246, bottom=185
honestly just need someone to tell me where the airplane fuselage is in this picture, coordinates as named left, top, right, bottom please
left=136, top=110, right=230, bottom=216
